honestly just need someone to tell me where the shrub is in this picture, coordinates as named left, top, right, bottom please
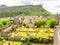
left=22, top=23, right=26, bottom=27
left=21, top=36, right=53, bottom=44
left=0, top=19, right=13, bottom=29
left=29, top=37, right=53, bottom=44
left=0, top=22, right=3, bottom=29
left=29, top=37, right=37, bottom=43
left=46, top=19, right=57, bottom=28
left=48, top=36, right=53, bottom=44
left=1, top=19, right=13, bottom=25
left=35, top=19, right=45, bottom=27
left=0, top=36, right=5, bottom=41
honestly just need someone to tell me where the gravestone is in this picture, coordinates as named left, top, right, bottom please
left=13, top=17, right=20, bottom=25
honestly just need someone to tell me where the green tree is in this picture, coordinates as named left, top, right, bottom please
left=35, top=19, right=45, bottom=27
left=46, top=19, right=57, bottom=28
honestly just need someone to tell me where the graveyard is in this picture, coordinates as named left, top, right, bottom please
left=0, top=5, right=58, bottom=45
left=0, top=15, right=56, bottom=45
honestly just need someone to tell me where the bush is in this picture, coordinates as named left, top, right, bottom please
left=0, top=36, right=5, bottom=41
left=46, top=19, right=57, bottom=28
left=48, top=36, right=53, bottom=44
left=0, top=19, right=13, bottom=29
left=29, top=37, right=39, bottom=43
left=35, top=19, right=45, bottom=27
left=22, top=23, right=26, bottom=27
left=21, top=37, right=53, bottom=44
left=1, top=19, right=13, bottom=25
left=0, top=22, right=3, bottom=29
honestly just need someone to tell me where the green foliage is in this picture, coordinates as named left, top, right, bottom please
left=46, top=19, right=57, bottom=28
left=35, top=19, right=45, bottom=27
left=0, top=42, right=2, bottom=45
left=0, top=22, right=3, bottom=28
left=22, top=23, right=26, bottom=27
left=1, top=19, right=13, bottom=25
left=0, top=7, right=52, bottom=18
left=0, top=36, right=5, bottom=41
left=21, top=36, right=53, bottom=44
left=0, top=19, right=13, bottom=29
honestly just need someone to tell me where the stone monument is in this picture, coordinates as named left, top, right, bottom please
left=13, top=17, right=20, bottom=25
left=54, top=26, right=60, bottom=45
left=54, top=16, right=60, bottom=45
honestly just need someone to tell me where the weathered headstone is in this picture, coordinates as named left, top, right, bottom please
left=13, top=17, right=20, bottom=25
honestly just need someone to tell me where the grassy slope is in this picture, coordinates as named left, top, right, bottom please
left=11, top=7, right=52, bottom=16
left=0, top=7, right=53, bottom=18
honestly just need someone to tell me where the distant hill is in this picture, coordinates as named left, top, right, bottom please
left=0, top=5, right=53, bottom=18
left=0, top=5, right=7, bottom=8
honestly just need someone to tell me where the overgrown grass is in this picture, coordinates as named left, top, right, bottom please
left=10, top=27, right=54, bottom=39
left=3, top=27, right=54, bottom=39
left=2, top=41, right=50, bottom=45
left=0, top=42, right=2, bottom=45
left=3, top=41, right=22, bottom=45
left=2, top=27, right=54, bottom=45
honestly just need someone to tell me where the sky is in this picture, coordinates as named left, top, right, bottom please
left=0, top=0, right=60, bottom=14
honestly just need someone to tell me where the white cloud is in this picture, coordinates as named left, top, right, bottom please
left=43, top=0, right=60, bottom=14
